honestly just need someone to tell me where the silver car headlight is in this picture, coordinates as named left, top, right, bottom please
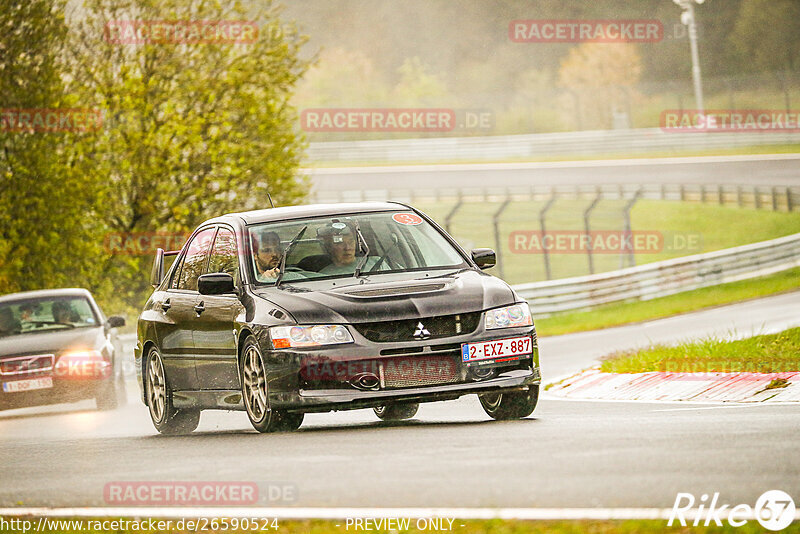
left=270, top=325, right=354, bottom=348
left=484, top=303, right=533, bottom=330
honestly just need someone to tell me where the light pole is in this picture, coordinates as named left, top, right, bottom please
left=673, top=0, right=705, bottom=115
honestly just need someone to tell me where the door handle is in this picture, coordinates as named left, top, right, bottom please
left=194, top=301, right=205, bottom=315
left=161, top=299, right=171, bottom=312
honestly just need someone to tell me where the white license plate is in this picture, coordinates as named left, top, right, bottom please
left=462, top=336, right=532, bottom=362
left=2, top=377, right=53, bottom=393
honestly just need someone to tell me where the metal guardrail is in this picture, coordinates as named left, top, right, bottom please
left=312, top=183, right=800, bottom=212
left=314, top=183, right=799, bottom=281
left=513, top=232, right=800, bottom=316
left=307, top=128, right=800, bottom=163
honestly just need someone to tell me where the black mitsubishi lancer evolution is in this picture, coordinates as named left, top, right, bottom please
left=135, top=202, right=540, bottom=434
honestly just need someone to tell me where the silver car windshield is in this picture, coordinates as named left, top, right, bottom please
left=247, top=211, right=468, bottom=285
left=0, top=296, right=100, bottom=337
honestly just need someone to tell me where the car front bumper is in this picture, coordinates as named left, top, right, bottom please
left=262, top=326, right=541, bottom=413
left=280, top=367, right=540, bottom=412
left=0, top=377, right=109, bottom=411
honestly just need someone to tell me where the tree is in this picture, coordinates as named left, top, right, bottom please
left=392, top=57, right=448, bottom=107
left=295, top=47, right=388, bottom=107
left=65, top=0, right=311, bottom=308
left=730, top=0, right=800, bottom=73
left=0, top=0, right=103, bottom=295
left=557, top=43, right=643, bottom=130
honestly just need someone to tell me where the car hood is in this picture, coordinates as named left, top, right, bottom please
left=252, top=269, right=516, bottom=324
left=0, top=327, right=105, bottom=358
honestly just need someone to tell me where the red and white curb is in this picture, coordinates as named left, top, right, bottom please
left=547, top=368, right=800, bottom=402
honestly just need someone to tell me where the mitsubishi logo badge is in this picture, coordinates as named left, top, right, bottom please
left=413, top=321, right=430, bottom=339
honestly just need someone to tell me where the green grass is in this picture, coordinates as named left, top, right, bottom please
left=629, top=200, right=800, bottom=265
left=536, top=267, right=800, bottom=337
left=5, top=518, right=797, bottom=534
left=600, top=327, right=800, bottom=375
left=411, top=199, right=800, bottom=286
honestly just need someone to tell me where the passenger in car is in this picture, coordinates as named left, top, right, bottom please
left=51, top=301, right=77, bottom=324
left=253, top=231, right=282, bottom=280
left=0, top=308, right=20, bottom=334
left=19, top=303, right=36, bottom=322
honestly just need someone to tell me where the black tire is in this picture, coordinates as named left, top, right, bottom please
left=240, top=336, right=302, bottom=433
left=373, top=402, right=419, bottom=421
left=145, top=346, right=200, bottom=435
left=479, top=385, right=539, bottom=420
left=274, top=412, right=305, bottom=431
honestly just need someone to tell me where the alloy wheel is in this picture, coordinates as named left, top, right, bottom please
left=242, top=344, right=268, bottom=422
left=146, top=349, right=167, bottom=423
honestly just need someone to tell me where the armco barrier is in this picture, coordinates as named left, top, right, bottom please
left=311, top=183, right=800, bottom=213
left=307, top=128, right=800, bottom=163
left=513, top=232, right=800, bottom=315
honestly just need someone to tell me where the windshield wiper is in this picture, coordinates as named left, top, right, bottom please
left=353, top=224, right=371, bottom=278
left=368, top=233, right=400, bottom=274
left=274, top=225, right=308, bottom=289
left=28, top=320, right=75, bottom=329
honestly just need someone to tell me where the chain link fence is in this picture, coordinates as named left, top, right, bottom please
left=312, top=184, right=800, bottom=284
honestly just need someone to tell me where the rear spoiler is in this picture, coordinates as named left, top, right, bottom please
left=150, top=248, right=181, bottom=288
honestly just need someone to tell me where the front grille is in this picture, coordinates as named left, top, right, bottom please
left=0, top=354, right=54, bottom=376
left=353, top=312, right=481, bottom=342
left=382, top=354, right=460, bottom=388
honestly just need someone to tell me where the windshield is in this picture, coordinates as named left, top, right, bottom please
left=248, top=210, right=468, bottom=285
left=0, top=296, right=100, bottom=337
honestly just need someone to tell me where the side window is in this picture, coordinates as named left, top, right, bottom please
left=176, top=228, right=216, bottom=291
left=207, top=227, right=239, bottom=284
left=169, top=255, right=185, bottom=289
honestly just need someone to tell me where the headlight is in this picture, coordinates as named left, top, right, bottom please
left=270, top=325, right=354, bottom=348
left=54, top=350, right=111, bottom=379
left=484, top=303, right=533, bottom=330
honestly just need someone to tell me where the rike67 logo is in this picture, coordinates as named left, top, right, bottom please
left=669, top=490, right=796, bottom=531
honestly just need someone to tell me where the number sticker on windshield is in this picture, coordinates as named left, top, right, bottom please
left=392, top=213, right=423, bottom=226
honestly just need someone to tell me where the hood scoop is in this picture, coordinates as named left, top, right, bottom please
left=342, top=281, right=449, bottom=298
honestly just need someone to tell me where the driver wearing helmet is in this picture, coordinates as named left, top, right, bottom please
left=317, top=221, right=375, bottom=275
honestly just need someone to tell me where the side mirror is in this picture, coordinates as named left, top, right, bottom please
left=107, top=316, right=126, bottom=328
left=198, top=273, right=235, bottom=295
left=471, top=248, right=496, bottom=270
left=150, top=248, right=165, bottom=288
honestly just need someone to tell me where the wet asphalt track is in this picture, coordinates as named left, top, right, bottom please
left=307, top=154, right=800, bottom=195
left=1, top=291, right=798, bottom=509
